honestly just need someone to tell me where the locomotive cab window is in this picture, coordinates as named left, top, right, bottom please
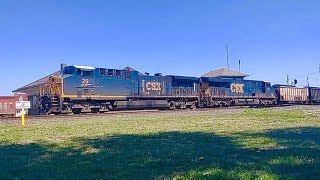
left=64, top=68, right=75, bottom=75
left=82, top=70, right=93, bottom=77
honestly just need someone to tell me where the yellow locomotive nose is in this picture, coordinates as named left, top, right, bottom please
left=38, top=75, right=63, bottom=115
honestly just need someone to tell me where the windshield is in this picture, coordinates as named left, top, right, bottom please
left=63, top=68, right=75, bottom=75
left=81, top=70, right=93, bottom=77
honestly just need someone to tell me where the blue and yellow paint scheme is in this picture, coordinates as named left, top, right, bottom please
left=199, top=77, right=276, bottom=106
left=39, top=65, right=199, bottom=114
left=36, top=65, right=276, bottom=114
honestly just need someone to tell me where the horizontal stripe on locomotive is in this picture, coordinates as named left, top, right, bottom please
left=61, top=95, right=199, bottom=99
left=61, top=95, right=127, bottom=99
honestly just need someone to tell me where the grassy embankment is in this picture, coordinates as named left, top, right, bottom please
left=1, top=109, right=320, bottom=179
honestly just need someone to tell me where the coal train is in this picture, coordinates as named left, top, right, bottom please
left=15, top=65, right=320, bottom=115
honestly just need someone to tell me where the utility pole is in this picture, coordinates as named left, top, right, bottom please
left=238, top=59, right=241, bottom=72
left=226, top=43, right=230, bottom=69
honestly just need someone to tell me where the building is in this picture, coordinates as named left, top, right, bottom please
left=202, top=68, right=249, bottom=80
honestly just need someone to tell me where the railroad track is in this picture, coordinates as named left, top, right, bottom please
left=0, top=104, right=297, bottom=122
left=0, top=109, right=163, bottom=121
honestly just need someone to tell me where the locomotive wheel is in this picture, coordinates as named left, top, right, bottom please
left=225, top=100, right=231, bottom=107
left=179, top=102, right=187, bottom=109
left=61, top=105, right=72, bottom=114
left=169, top=101, right=176, bottom=110
left=99, top=105, right=110, bottom=112
left=190, top=102, right=196, bottom=109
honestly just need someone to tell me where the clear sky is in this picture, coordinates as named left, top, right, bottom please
left=1, top=0, right=320, bottom=95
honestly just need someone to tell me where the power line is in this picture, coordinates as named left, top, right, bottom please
left=273, top=71, right=319, bottom=85
left=292, top=71, right=318, bottom=80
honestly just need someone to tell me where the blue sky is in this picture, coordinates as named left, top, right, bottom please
left=0, top=0, right=319, bottom=95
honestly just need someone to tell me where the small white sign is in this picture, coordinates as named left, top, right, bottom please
left=16, top=101, right=31, bottom=109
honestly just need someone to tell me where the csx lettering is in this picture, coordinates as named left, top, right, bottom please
left=146, top=82, right=161, bottom=91
left=231, top=83, right=244, bottom=93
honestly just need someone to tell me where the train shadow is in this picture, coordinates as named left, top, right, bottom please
left=1, top=128, right=320, bottom=178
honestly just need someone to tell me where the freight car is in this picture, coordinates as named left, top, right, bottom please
left=0, top=93, right=28, bottom=117
left=309, top=87, right=320, bottom=104
left=37, top=65, right=199, bottom=114
left=273, top=85, right=309, bottom=104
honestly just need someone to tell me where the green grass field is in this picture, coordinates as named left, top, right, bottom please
left=1, top=109, right=320, bottom=179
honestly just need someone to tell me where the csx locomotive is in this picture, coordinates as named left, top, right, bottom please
left=15, top=65, right=320, bottom=115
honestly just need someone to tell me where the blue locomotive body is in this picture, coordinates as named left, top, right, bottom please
left=199, top=77, right=275, bottom=107
left=62, top=66, right=199, bottom=98
left=50, top=65, right=199, bottom=113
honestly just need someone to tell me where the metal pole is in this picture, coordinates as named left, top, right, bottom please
left=21, top=107, right=25, bottom=126
left=239, top=59, right=241, bottom=72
